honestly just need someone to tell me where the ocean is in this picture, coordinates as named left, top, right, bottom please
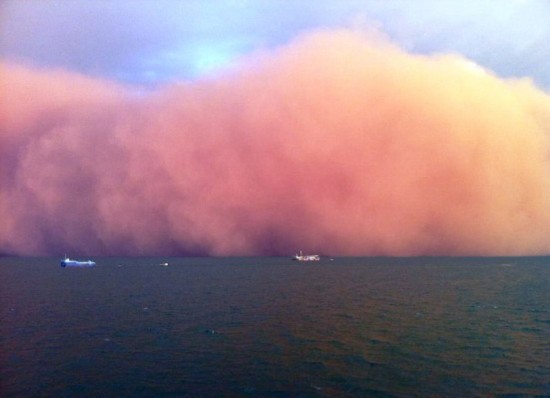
left=0, top=256, right=548, bottom=397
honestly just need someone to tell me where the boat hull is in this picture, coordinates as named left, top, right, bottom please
left=293, top=252, right=320, bottom=261
left=60, top=259, right=96, bottom=267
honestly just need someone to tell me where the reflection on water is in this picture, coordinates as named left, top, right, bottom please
left=1, top=257, right=549, bottom=397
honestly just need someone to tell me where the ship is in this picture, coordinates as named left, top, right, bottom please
left=293, top=250, right=320, bottom=262
left=60, top=256, right=96, bottom=267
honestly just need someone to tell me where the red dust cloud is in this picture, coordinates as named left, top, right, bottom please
left=2, top=29, right=550, bottom=256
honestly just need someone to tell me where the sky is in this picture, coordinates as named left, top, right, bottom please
left=1, top=1, right=550, bottom=87
left=1, top=0, right=550, bottom=256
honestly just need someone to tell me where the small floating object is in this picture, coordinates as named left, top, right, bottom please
left=60, top=256, right=96, bottom=267
left=160, top=262, right=169, bottom=267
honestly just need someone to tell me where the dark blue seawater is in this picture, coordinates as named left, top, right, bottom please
left=1, top=257, right=549, bottom=397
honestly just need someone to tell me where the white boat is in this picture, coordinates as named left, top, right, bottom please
left=60, top=256, right=96, bottom=267
left=293, top=250, right=320, bottom=262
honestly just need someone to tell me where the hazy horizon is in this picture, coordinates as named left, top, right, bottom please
left=2, top=1, right=550, bottom=257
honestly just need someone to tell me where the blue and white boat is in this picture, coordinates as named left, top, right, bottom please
left=60, top=256, right=96, bottom=267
